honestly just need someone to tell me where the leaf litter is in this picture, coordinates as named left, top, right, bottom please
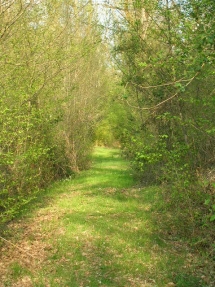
left=0, top=207, right=63, bottom=287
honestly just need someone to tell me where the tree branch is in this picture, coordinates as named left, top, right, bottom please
left=125, top=64, right=205, bottom=110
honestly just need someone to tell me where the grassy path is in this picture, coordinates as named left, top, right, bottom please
left=0, top=147, right=208, bottom=287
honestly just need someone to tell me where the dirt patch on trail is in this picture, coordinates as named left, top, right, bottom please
left=0, top=208, right=62, bottom=287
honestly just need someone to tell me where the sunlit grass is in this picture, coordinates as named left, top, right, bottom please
left=31, top=148, right=186, bottom=286
left=2, top=147, right=206, bottom=287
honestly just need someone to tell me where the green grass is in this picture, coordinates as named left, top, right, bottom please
left=0, top=147, right=206, bottom=287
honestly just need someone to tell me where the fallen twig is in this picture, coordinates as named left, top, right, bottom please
left=0, top=235, right=36, bottom=259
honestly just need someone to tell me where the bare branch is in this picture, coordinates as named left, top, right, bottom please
left=129, top=77, right=193, bottom=90
left=0, top=1, right=32, bottom=41
left=125, top=64, right=205, bottom=111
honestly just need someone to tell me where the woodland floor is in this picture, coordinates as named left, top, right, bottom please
left=0, top=147, right=214, bottom=287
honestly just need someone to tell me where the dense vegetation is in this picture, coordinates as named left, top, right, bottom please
left=0, top=0, right=214, bottom=262
left=0, top=0, right=110, bottom=223
left=107, top=0, right=215, bottom=254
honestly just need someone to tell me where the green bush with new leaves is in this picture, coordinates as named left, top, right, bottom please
left=110, top=0, right=215, bottom=244
left=0, top=0, right=109, bottom=224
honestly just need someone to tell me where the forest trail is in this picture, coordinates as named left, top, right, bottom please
left=0, top=147, right=209, bottom=287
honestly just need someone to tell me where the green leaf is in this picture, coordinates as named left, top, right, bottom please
left=204, top=199, right=210, bottom=205
left=210, top=214, right=215, bottom=222
left=174, top=82, right=182, bottom=88
left=174, top=82, right=185, bottom=92
left=138, top=62, right=147, bottom=67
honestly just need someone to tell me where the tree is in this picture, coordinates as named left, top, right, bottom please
left=0, top=0, right=110, bottom=224
left=110, top=0, right=215, bottom=177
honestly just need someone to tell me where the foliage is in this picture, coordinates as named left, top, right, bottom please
left=0, top=0, right=109, bottom=224
left=95, top=81, right=132, bottom=147
left=109, top=0, right=215, bottom=247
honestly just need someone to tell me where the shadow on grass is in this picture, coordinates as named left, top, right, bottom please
left=1, top=147, right=206, bottom=287
left=52, top=186, right=205, bottom=286
left=45, top=148, right=205, bottom=286
left=45, top=195, right=161, bottom=286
